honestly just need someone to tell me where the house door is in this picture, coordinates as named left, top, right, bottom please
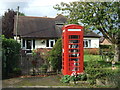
left=26, top=40, right=32, bottom=53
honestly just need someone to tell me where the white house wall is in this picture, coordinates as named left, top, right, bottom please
left=35, top=39, right=46, bottom=48
left=19, top=38, right=99, bottom=50
left=35, top=38, right=99, bottom=49
left=84, top=38, right=99, bottom=48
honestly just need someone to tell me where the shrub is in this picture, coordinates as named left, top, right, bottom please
left=13, top=67, right=21, bottom=75
left=41, top=64, right=48, bottom=69
left=40, top=64, right=48, bottom=73
left=47, top=38, right=62, bottom=72
left=60, top=73, right=87, bottom=83
left=109, top=69, right=120, bottom=88
left=60, top=75, right=71, bottom=83
left=100, top=45, right=113, bottom=50
left=2, top=35, right=21, bottom=78
left=85, top=56, right=114, bottom=85
left=80, top=73, right=87, bottom=81
left=70, top=75, right=79, bottom=81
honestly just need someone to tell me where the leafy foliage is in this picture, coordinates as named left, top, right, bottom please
left=60, top=75, right=71, bottom=83
left=54, top=2, right=120, bottom=43
left=2, top=35, right=21, bottom=78
left=54, top=2, right=120, bottom=61
left=47, top=38, right=62, bottom=71
left=109, top=69, right=120, bottom=88
left=2, top=36, right=21, bottom=54
left=85, top=56, right=114, bottom=84
left=2, top=9, right=25, bottom=38
left=78, top=73, right=87, bottom=81
left=39, top=64, right=48, bottom=73
left=60, top=73, right=87, bottom=83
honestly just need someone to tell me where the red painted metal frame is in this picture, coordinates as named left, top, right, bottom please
left=62, top=24, right=84, bottom=75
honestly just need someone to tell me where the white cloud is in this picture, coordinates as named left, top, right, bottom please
left=0, top=0, right=79, bottom=17
left=24, top=0, right=79, bottom=17
left=1, top=0, right=119, bottom=17
left=0, top=0, right=30, bottom=16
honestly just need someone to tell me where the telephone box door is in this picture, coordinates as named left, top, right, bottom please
left=62, top=24, right=84, bottom=75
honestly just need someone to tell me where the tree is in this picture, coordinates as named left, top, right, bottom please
left=2, top=9, right=25, bottom=38
left=54, top=2, right=120, bottom=62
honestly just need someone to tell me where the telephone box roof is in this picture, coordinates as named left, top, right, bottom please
left=62, top=24, right=84, bottom=30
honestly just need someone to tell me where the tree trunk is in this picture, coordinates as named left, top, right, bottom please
left=114, top=44, right=120, bottom=62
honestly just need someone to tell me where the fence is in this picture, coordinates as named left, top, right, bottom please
left=19, top=54, right=45, bottom=75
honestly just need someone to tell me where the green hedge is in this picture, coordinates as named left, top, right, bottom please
left=84, top=56, right=116, bottom=85
left=100, top=45, right=112, bottom=49
left=2, top=35, right=21, bottom=78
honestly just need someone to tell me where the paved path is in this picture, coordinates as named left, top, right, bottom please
left=7, top=86, right=80, bottom=88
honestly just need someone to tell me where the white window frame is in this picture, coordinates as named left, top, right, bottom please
left=46, top=39, right=55, bottom=48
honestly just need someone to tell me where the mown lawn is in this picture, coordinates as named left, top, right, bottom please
left=84, top=54, right=101, bottom=62
left=84, top=54, right=120, bottom=68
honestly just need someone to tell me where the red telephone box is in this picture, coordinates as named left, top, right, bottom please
left=62, top=24, right=84, bottom=75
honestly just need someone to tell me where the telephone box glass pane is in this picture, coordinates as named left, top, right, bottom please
left=74, top=63, right=79, bottom=66
left=69, top=49, right=80, bottom=53
left=72, top=67, right=79, bottom=71
left=69, top=44, right=79, bottom=48
left=69, top=58, right=79, bottom=61
left=69, top=53, right=80, bottom=57
left=69, top=40, right=79, bottom=43
left=69, top=35, right=80, bottom=39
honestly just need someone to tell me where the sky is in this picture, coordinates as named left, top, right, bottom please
left=0, top=0, right=119, bottom=18
left=0, top=0, right=119, bottom=17
left=0, top=0, right=79, bottom=18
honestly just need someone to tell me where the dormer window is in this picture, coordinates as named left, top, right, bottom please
left=55, top=21, right=64, bottom=28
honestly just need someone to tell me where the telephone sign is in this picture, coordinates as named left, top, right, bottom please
left=62, top=24, right=84, bottom=75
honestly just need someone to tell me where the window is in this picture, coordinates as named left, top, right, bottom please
left=69, top=35, right=80, bottom=39
left=46, top=40, right=49, bottom=47
left=33, top=39, right=35, bottom=49
left=50, top=40, right=54, bottom=47
left=26, top=40, right=32, bottom=49
left=22, top=39, right=35, bottom=53
left=69, top=44, right=79, bottom=48
left=69, top=58, right=79, bottom=61
left=84, top=39, right=91, bottom=48
left=46, top=39, right=55, bottom=48
left=22, top=39, right=25, bottom=47
left=74, top=63, right=79, bottom=66
left=72, top=67, right=79, bottom=71
left=69, top=49, right=79, bottom=53
left=69, top=40, right=80, bottom=44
